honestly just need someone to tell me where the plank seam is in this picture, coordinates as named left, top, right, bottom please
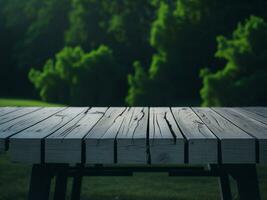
left=0, top=107, right=22, bottom=117
left=4, top=107, right=67, bottom=151
left=114, top=113, right=128, bottom=163
left=237, top=108, right=267, bottom=126
left=163, top=111, right=177, bottom=144
left=132, top=108, right=146, bottom=139
left=45, top=107, right=90, bottom=139
left=191, top=107, right=221, bottom=164
left=41, top=107, right=89, bottom=163
left=82, top=107, right=110, bottom=163
left=170, top=108, right=188, bottom=163
left=211, top=108, right=259, bottom=163
left=243, top=107, right=267, bottom=118
left=147, top=107, right=151, bottom=164
left=98, top=107, right=127, bottom=140
left=0, top=107, right=43, bottom=125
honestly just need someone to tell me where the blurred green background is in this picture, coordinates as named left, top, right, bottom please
left=1, top=0, right=267, bottom=106
left=1, top=0, right=267, bottom=199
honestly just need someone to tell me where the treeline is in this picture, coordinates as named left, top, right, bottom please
left=1, top=0, right=267, bottom=106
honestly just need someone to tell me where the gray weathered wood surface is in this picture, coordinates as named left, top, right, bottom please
left=10, top=107, right=86, bottom=163
left=0, top=107, right=63, bottom=151
left=0, top=107, right=41, bottom=125
left=0, top=107, right=22, bottom=117
left=46, top=107, right=106, bottom=163
left=116, top=107, right=148, bottom=164
left=85, top=107, right=126, bottom=164
left=0, top=107, right=266, bottom=164
left=192, top=108, right=255, bottom=163
left=171, top=107, right=217, bottom=164
left=149, top=107, right=184, bottom=164
left=212, top=107, right=267, bottom=163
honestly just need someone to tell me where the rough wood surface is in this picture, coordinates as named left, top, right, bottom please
left=192, top=107, right=255, bottom=163
left=10, top=107, right=86, bottom=163
left=171, top=107, right=217, bottom=164
left=149, top=107, right=184, bottom=164
left=0, top=107, right=266, bottom=164
left=0, top=107, right=22, bottom=117
left=233, top=107, right=267, bottom=125
left=85, top=107, right=126, bottom=164
left=0, top=107, right=64, bottom=152
left=244, top=107, right=267, bottom=118
left=116, top=107, right=149, bottom=164
left=0, top=107, right=41, bottom=125
left=46, top=107, right=107, bottom=163
left=213, top=107, right=267, bottom=163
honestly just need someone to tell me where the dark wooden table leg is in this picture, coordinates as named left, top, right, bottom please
left=209, top=164, right=232, bottom=200
left=228, top=164, right=261, bottom=200
left=54, top=165, right=69, bottom=200
left=71, top=174, right=83, bottom=200
left=218, top=171, right=232, bottom=200
left=28, top=164, right=53, bottom=200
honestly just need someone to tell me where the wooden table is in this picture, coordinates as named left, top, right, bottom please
left=0, top=107, right=266, bottom=200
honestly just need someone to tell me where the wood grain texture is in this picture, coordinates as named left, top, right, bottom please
left=0, top=107, right=22, bottom=117
left=0, top=107, right=64, bottom=152
left=244, top=107, right=267, bottom=118
left=0, top=107, right=41, bottom=125
left=234, top=107, right=267, bottom=125
left=116, top=107, right=149, bottom=164
left=213, top=107, right=267, bottom=163
left=10, top=107, right=86, bottom=163
left=192, top=107, right=255, bottom=163
left=46, top=107, right=107, bottom=163
left=171, top=107, right=217, bottom=164
left=1, top=107, right=266, bottom=165
left=85, top=107, right=126, bottom=164
left=149, top=107, right=184, bottom=164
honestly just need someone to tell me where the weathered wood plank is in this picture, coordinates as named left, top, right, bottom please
left=10, top=107, right=86, bottom=163
left=243, top=107, right=267, bottom=118
left=2, top=106, right=265, bottom=165
left=0, top=107, right=41, bottom=125
left=116, top=107, right=149, bottom=164
left=171, top=107, right=217, bottom=164
left=213, top=107, right=267, bottom=163
left=234, top=107, right=267, bottom=125
left=45, top=107, right=107, bottom=163
left=0, top=107, right=22, bottom=117
left=0, top=107, right=64, bottom=152
left=85, top=107, right=126, bottom=164
left=149, top=107, right=184, bottom=164
left=192, top=107, right=255, bottom=163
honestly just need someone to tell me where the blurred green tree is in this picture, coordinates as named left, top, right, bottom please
left=126, top=0, right=267, bottom=106
left=1, top=0, right=71, bottom=98
left=65, top=0, right=106, bottom=50
left=29, top=45, right=124, bottom=105
left=200, top=16, right=267, bottom=106
left=64, top=0, right=155, bottom=105
left=126, top=61, right=151, bottom=105
left=66, top=0, right=155, bottom=69
left=127, top=0, right=216, bottom=105
left=4, top=0, right=71, bottom=69
left=2, top=0, right=267, bottom=106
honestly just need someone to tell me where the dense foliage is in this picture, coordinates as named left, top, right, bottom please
left=29, top=45, right=124, bottom=105
left=1, top=0, right=267, bottom=106
left=126, top=0, right=267, bottom=106
left=200, top=16, right=267, bottom=106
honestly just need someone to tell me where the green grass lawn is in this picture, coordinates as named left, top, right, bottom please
left=0, top=98, right=267, bottom=200
left=0, top=98, right=63, bottom=107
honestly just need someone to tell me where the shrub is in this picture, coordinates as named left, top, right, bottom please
left=29, top=45, right=124, bottom=105
left=200, top=16, right=267, bottom=106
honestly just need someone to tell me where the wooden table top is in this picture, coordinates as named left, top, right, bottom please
left=0, top=107, right=266, bottom=165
